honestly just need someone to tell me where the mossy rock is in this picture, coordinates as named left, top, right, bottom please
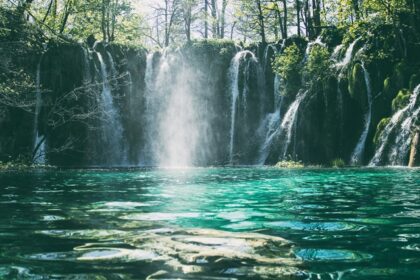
left=373, top=118, right=391, bottom=146
left=348, top=63, right=367, bottom=107
left=383, top=77, right=397, bottom=100
left=392, top=89, right=411, bottom=112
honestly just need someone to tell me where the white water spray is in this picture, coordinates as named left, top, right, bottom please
left=350, top=63, right=373, bottom=165
left=228, top=50, right=258, bottom=164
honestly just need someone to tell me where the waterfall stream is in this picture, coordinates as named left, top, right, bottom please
left=336, top=38, right=360, bottom=69
left=370, top=84, right=420, bottom=166
left=350, top=63, right=373, bottom=165
left=279, top=91, right=307, bottom=160
left=257, top=75, right=283, bottom=164
left=96, top=51, right=127, bottom=166
left=33, top=56, right=46, bottom=165
left=228, top=50, right=258, bottom=164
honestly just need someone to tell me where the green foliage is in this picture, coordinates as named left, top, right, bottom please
left=392, top=89, right=411, bottom=112
left=304, top=45, right=332, bottom=82
left=272, top=43, right=303, bottom=96
left=331, top=158, right=345, bottom=168
left=374, top=118, right=391, bottom=145
left=275, top=160, right=304, bottom=168
left=320, top=27, right=344, bottom=49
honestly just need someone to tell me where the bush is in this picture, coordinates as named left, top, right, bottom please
left=304, top=45, right=331, bottom=82
left=272, top=43, right=303, bottom=96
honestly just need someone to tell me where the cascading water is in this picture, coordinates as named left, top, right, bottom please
left=140, top=51, right=160, bottom=165
left=350, top=63, right=373, bottom=165
left=336, top=38, right=360, bottom=69
left=257, top=74, right=283, bottom=164
left=140, top=48, right=222, bottom=167
left=96, top=51, right=127, bottom=166
left=33, top=56, right=46, bottom=165
left=228, top=50, right=258, bottom=164
left=370, top=84, right=420, bottom=166
left=279, top=90, right=307, bottom=160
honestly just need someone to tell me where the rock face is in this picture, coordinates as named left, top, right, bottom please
left=1, top=32, right=419, bottom=167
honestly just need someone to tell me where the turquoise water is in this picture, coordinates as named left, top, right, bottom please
left=0, top=168, right=419, bottom=279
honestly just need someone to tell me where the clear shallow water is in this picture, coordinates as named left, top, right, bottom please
left=0, top=168, right=419, bottom=279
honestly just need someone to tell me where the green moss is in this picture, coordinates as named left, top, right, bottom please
left=348, top=63, right=366, bottom=104
left=331, top=158, right=345, bottom=168
left=275, top=161, right=304, bottom=168
left=383, top=77, right=392, bottom=96
left=392, top=89, right=411, bottom=112
left=373, top=118, right=391, bottom=145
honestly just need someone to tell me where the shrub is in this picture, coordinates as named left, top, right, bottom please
left=305, top=45, right=331, bottom=82
left=272, top=43, right=303, bottom=96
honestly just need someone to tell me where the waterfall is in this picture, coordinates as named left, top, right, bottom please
left=140, top=48, right=217, bottom=167
left=228, top=50, right=258, bottom=164
left=336, top=38, right=360, bottom=69
left=263, top=44, right=277, bottom=70
left=370, top=84, right=420, bottom=166
left=96, top=51, right=127, bottom=166
left=33, top=56, right=46, bottom=165
left=106, top=51, right=117, bottom=75
left=257, top=75, right=283, bottom=164
left=279, top=90, right=307, bottom=160
left=332, top=44, right=344, bottom=62
left=140, top=52, right=158, bottom=165
left=81, top=47, right=92, bottom=84
left=350, top=63, right=373, bottom=165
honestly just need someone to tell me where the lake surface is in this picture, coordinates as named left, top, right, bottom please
left=0, top=168, right=419, bottom=279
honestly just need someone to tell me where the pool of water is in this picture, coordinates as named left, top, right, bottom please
left=0, top=168, right=419, bottom=279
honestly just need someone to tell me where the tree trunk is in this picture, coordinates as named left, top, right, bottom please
left=101, top=0, right=107, bottom=41
left=204, top=0, right=208, bottom=38
left=220, top=0, right=227, bottom=39
left=210, top=0, right=219, bottom=38
left=256, top=0, right=266, bottom=43
left=352, top=0, right=360, bottom=21
left=296, top=0, right=301, bottom=36
left=282, top=0, right=288, bottom=39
